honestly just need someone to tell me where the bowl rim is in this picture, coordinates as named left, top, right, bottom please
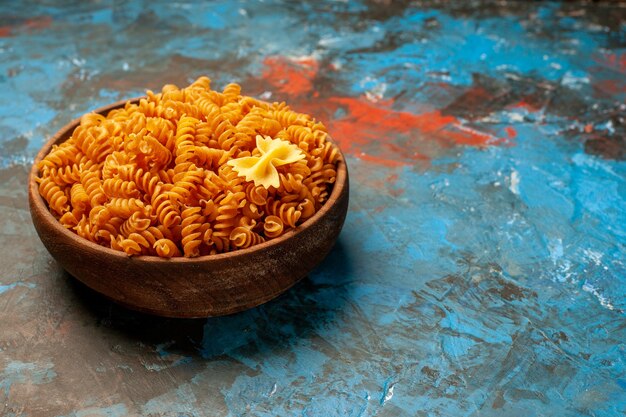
left=29, top=97, right=348, bottom=264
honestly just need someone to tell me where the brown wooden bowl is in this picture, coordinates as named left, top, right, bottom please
left=28, top=98, right=349, bottom=318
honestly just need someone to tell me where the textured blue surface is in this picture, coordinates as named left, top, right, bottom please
left=1, top=1, right=625, bottom=416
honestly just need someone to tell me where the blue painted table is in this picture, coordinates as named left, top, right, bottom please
left=1, top=1, right=625, bottom=416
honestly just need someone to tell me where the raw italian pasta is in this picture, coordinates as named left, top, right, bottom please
left=36, top=76, right=340, bottom=257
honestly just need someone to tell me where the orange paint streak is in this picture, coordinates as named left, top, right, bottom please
left=511, top=100, right=541, bottom=112
left=358, top=153, right=410, bottom=168
left=325, top=97, right=494, bottom=147
left=505, top=126, right=517, bottom=138
left=0, top=16, right=52, bottom=37
left=259, top=55, right=501, bottom=167
left=24, top=16, right=52, bottom=31
left=593, top=79, right=626, bottom=96
left=596, top=52, right=626, bottom=73
left=262, top=56, right=318, bottom=96
left=310, top=97, right=496, bottom=166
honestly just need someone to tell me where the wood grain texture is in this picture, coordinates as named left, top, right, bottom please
left=28, top=99, right=349, bottom=318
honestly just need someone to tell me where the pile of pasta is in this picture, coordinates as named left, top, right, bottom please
left=36, top=77, right=340, bottom=257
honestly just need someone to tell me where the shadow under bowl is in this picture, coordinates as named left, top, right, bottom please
left=28, top=98, right=349, bottom=318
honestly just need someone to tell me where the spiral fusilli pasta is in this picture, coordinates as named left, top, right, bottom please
left=36, top=77, right=340, bottom=257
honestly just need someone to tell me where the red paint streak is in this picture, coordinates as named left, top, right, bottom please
left=505, top=126, right=517, bottom=139
left=390, top=188, right=405, bottom=197
left=259, top=55, right=501, bottom=167
left=311, top=97, right=497, bottom=166
left=24, top=16, right=52, bottom=31
left=0, top=16, right=52, bottom=37
left=511, top=100, right=541, bottom=112
left=445, top=85, right=495, bottom=114
left=326, top=97, right=494, bottom=146
left=358, top=153, right=410, bottom=168
left=595, top=52, right=626, bottom=73
left=593, top=79, right=626, bottom=96
left=262, top=56, right=319, bottom=96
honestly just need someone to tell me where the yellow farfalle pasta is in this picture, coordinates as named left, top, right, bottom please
left=227, top=135, right=305, bottom=189
left=36, top=76, right=341, bottom=257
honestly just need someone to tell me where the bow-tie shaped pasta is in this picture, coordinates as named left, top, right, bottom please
left=228, top=135, right=305, bottom=189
